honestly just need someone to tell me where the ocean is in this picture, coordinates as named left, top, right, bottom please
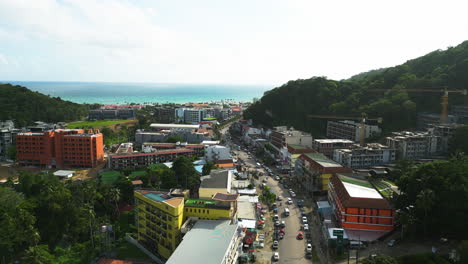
left=8, top=81, right=273, bottom=104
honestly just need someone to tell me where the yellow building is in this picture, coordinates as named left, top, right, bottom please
left=135, top=190, right=185, bottom=260
left=184, top=193, right=239, bottom=221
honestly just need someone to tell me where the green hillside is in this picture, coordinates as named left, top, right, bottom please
left=0, top=83, right=89, bottom=126
left=244, top=40, right=468, bottom=136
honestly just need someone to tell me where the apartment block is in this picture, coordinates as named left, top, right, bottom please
left=143, top=142, right=204, bottom=156
left=88, top=108, right=135, bottom=120
left=328, top=174, right=395, bottom=232
left=386, top=131, right=439, bottom=160
left=184, top=109, right=204, bottom=124
left=205, top=145, right=231, bottom=162
left=312, top=139, right=354, bottom=158
left=326, top=120, right=381, bottom=142
left=154, top=107, right=176, bottom=123
left=0, top=120, right=21, bottom=160
left=295, top=153, right=352, bottom=193
left=108, top=148, right=195, bottom=169
left=333, top=143, right=396, bottom=169
left=270, top=127, right=313, bottom=149
left=16, top=129, right=104, bottom=168
left=417, top=112, right=457, bottom=130
left=134, top=190, right=185, bottom=259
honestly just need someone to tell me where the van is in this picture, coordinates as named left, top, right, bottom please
left=284, top=208, right=290, bottom=216
left=349, top=241, right=366, bottom=249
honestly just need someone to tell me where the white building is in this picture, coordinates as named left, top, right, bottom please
left=327, top=120, right=381, bottom=142
left=386, top=131, right=440, bottom=160
left=184, top=109, right=204, bottom=124
left=333, top=143, right=396, bottom=169
left=205, top=145, right=231, bottom=162
left=166, top=220, right=243, bottom=264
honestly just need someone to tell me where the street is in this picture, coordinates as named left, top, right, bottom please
left=233, top=146, right=310, bottom=264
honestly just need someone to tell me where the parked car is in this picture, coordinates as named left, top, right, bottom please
left=297, top=232, right=304, bottom=240
left=290, top=192, right=296, bottom=198
left=301, top=210, right=307, bottom=216
left=280, top=221, right=286, bottom=228
left=387, top=239, right=396, bottom=247
left=305, top=252, right=313, bottom=259
left=297, top=200, right=303, bottom=207
left=277, top=196, right=283, bottom=201
left=273, top=240, right=279, bottom=249
left=273, top=214, right=279, bottom=221
left=273, top=252, right=280, bottom=261
left=275, top=176, right=280, bottom=181
left=287, top=198, right=293, bottom=204
left=275, top=221, right=280, bottom=227
left=302, top=216, right=308, bottom=224
left=303, top=224, right=309, bottom=231
left=306, top=243, right=312, bottom=252
left=279, top=228, right=285, bottom=235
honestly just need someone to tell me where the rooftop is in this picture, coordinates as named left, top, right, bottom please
left=110, top=148, right=194, bottom=158
left=150, top=123, right=200, bottom=129
left=136, top=190, right=184, bottom=208
left=303, top=153, right=342, bottom=168
left=200, top=170, right=231, bottom=189
left=166, top=220, right=239, bottom=264
left=314, top=139, right=354, bottom=144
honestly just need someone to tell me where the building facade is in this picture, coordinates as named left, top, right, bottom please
left=326, top=120, right=381, bottom=142
left=328, top=174, right=395, bottom=232
left=0, top=120, right=21, bottom=160
left=88, top=108, right=136, bottom=120
left=270, top=127, right=313, bottom=150
left=135, top=190, right=185, bottom=259
left=16, top=129, right=104, bottom=168
left=143, top=142, right=204, bottom=156
left=184, top=109, right=204, bottom=124
left=312, top=139, right=354, bottom=158
left=417, top=112, right=457, bottom=130
left=333, top=143, right=396, bottom=169
left=295, top=153, right=352, bottom=193
left=108, top=149, right=195, bottom=169
left=154, top=107, right=176, bottom=123
left=386, top=131, right=439, bottom=160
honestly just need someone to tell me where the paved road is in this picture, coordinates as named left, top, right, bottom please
left=232, top=146, right=310, bottom=264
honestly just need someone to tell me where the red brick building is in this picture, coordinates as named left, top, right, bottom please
left=328, top=173, right=395, bottom=232
left=16, top=129, right=104, bottom=168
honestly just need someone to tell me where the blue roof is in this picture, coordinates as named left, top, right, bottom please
left=144, top=192, right=172, bottom=202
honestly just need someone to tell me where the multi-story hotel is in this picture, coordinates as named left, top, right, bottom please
left=16, top=129, right=104, bottom=168
left=328, top=173, right=395, bottom=232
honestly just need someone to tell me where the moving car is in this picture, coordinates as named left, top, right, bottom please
left=297, top=200, right=303, bottom=207
left=306, top=243, right=312, bottom=252
left=302, top=216, right=308, bottom=224
left=273, top=252, right=280, bottom=261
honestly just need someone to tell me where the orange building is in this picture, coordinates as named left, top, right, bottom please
left=16, top=129, right=104, bottom=168
left=328, top=173, right=394, bottom=232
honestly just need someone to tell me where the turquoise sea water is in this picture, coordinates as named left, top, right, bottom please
left=8, top=81, right=272, bottom=104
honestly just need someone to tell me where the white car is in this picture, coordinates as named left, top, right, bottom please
left=290, top=192, right=296, bottom=198
left=303, top=224, right=309, bottom=231
left=306, top=243, right=312, bottom=252
left=302, top=216, right=308, bottom=224
left=273, top=252, right=280, bottom=261
left=277, top=196, right=283, bottom=201
left=287, top=198, right=293, bottom=204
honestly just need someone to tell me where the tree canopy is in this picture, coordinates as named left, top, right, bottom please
left=244, top=41, right=468, bottom=135
left=0, top=83, right=90, bottom=127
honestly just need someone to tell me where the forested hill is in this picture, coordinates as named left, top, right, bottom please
left=0, top=83, right=88, bottom=127
left=244, top=40, right=468, bottom=136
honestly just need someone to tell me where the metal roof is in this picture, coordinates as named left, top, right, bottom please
left=166, top=220, right=239, bottom=264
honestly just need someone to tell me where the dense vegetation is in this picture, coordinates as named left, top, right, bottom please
left=394, top=156, right=468, bottom=240
left=244, top=40, right=468, bottom=136
left=0, top=83, right=91, bottom=127
left=0, top=155, right=202, bottom=262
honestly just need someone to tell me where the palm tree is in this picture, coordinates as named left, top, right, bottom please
left=109, top=188, right=121, bottom=216
left=416, top=189, right=435, bottom=236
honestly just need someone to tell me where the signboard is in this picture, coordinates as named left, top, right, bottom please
left=333, top=229, right=344, bottom=236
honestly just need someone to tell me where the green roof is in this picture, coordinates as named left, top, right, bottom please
left=338, top=174, right=373, bottom=188
left=185, top=199, right=217, bottom=207
left=288, top=144, right=308, bottom=149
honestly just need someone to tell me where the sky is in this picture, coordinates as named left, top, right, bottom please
left=0, top=0, right=467, bottom=85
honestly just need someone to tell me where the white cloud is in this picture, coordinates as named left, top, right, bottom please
left=0, top=54, right=8, bottom=65
left=0, top=0, right=467, bottom=84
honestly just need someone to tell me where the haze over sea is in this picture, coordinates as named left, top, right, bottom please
left=9, top=81, right=272, bottom=104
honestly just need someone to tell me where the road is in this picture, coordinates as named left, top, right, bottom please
left=233, top=145, right=310, bottom=264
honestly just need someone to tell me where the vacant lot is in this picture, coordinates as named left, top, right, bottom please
left=67, top=120, right=136, bottom=129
